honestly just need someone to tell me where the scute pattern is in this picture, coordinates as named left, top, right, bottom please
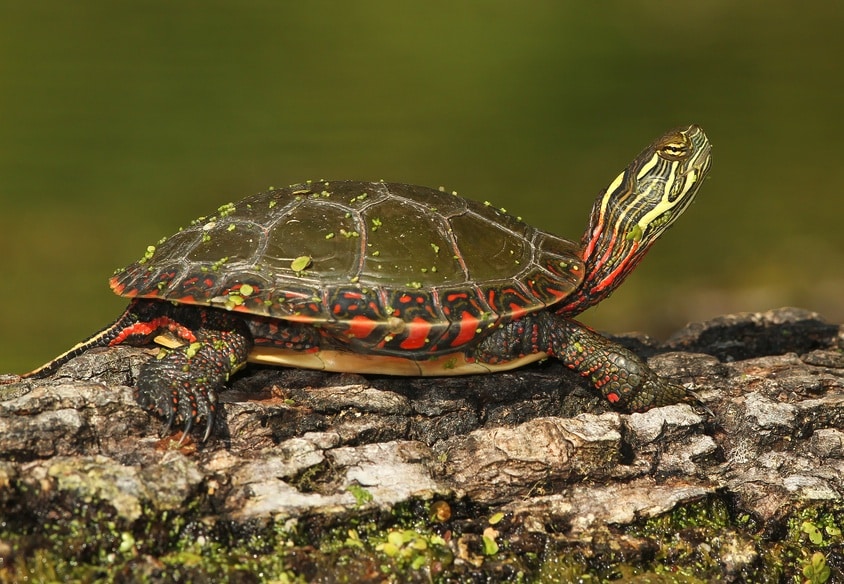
left=110, top=181, right=585, bottom=355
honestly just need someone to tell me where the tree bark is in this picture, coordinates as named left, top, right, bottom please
left=1, top=307, right=842, bottom=581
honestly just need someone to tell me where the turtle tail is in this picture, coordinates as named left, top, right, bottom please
left=23, top=303, right=144, bottom=379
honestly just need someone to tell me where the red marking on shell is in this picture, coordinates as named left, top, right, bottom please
left=348, top=315, right=379, bottom=338
left=400, top=317, right=432, bottom=350
left=606, top=392, right=620, bottom=403
left=545, top=286, right=569, bottom=300
left=450, top=311, right=480, bottom=347
left=508, top=303, right=528, bottom=319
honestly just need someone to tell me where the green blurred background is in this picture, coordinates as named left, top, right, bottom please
left=2, top=1, right=842, bottom=374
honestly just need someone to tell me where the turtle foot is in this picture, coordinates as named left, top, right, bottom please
left=135, top=322, right=250, bottom=441
left=626, top=376, right=693, bottom=411
left=135, top=347, right=219, bottom=442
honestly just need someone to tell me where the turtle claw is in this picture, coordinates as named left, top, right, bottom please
left=177, top=415, right=194, bottom=446
left=202, top=412, right=215, bottom=443
left=162, top=408, right=177, bottom=436
left=684, top=388, right=715, bottom=418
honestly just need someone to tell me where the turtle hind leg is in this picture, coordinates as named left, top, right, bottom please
left=22, top=299, right=198, bottom=379
left=135, top=309, right=253, bottom=441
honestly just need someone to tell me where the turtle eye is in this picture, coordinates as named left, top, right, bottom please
left=656, top=131, right=692, bottom=161
left=658, top=141, right=690, bottom=161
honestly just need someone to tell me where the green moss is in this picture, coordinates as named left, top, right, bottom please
left=137, top=244, right=156, bottom=264
left=288, top=460, right=334, bottom=493
left=622, top=497, right=844, bottom=583
left=347, top=483, right=374, bottom=508
left=789, top=505, right=844, bottom=549
left=2, top=480, right=842, bottom=583
left=803, top=552, right=832, bottom=584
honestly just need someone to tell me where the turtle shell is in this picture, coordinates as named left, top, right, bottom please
left=111, top=181, right=584, bottom=356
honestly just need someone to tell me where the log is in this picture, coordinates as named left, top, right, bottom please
left=1, top=307, right=842, bottom=581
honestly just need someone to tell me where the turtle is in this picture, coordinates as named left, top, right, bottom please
left=25, top=124, right=712, bottom=441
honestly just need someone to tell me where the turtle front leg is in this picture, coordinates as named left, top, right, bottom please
left=546, top=316, right=691, bottom=411
left=475, top=312, right=693, bottom=412
left=136, top=309, right=252, bottom=441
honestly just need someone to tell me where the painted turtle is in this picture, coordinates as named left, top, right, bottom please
left=26, top=125, right=712, bottom=440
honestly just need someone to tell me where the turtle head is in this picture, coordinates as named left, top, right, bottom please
left=564, top=124, right=712, bottom=315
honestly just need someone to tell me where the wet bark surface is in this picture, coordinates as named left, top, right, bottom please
left=1, top=307, right=842, bottom=582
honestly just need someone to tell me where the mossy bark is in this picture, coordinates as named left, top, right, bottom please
left=1, top=307, right=842, bottom=582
